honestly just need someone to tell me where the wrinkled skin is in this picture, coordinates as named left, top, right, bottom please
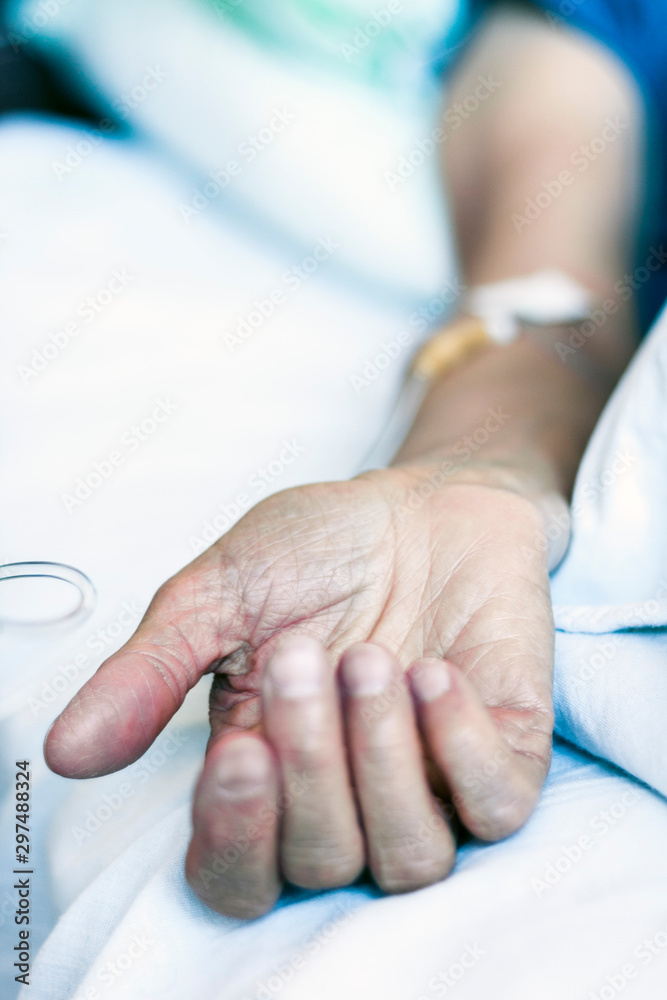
left=46, top=466, right=555, bottom=918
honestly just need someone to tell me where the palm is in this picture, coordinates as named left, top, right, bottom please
left=45, top=466, right=556, bottom=914
left=205, top=469, right=554, bottom=769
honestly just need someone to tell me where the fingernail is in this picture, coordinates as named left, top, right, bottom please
left=265, top=639, right=325, bottom=698
left=411, top=660, right=450, bottom=702
left=215, top=737, right=270, bottom=796
left=341, top=645, right=393, bottom=697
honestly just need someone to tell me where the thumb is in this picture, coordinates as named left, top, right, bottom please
left=45, top=553, right=245, bottom=778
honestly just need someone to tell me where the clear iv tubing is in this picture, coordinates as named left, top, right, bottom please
left=0, top=561, right=96, bottom=629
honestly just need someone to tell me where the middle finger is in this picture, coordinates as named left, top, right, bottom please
left=340, top=643, right=456, bottom=894
left=262, top=637, right=365, bottom=890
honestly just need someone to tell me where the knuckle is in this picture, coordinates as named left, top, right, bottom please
left=374, top=848, right=454, bottom=895
left=192, top=884, right=275, bottom=920
left=186, top=854, right=279, bottom=920
left=371, top=827, right=455, bottom=894
left=281, top=742, right=337, bottom=778
left=135, top=645, right=192, bottom=702
left=283, top=841, right=364, bottom=890
left=357, top=739, right=408, bottom=772
left=213, top=895, right=276, bottom=921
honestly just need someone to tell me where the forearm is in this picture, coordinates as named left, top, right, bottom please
left=394, top=335, right=607, bottom=501
left=395, top=3, right=645, bottom=502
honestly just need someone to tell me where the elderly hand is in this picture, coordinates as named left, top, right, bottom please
left=45, top=463, right=556, bottom=917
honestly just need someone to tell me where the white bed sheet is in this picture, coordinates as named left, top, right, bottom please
left=1, top=112, right=666, bottom=1000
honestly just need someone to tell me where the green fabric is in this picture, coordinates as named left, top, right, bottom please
left=200, top=0, right=449, bottom=90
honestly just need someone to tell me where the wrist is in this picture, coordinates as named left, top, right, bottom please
left=392, top=331, right=610, bottom=502
left=386, top=452, right=571, bottom=572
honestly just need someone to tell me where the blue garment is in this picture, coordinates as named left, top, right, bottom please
left=463, top=0, right=667, bottom=332
left=531, top=0, right=667, bottom=332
